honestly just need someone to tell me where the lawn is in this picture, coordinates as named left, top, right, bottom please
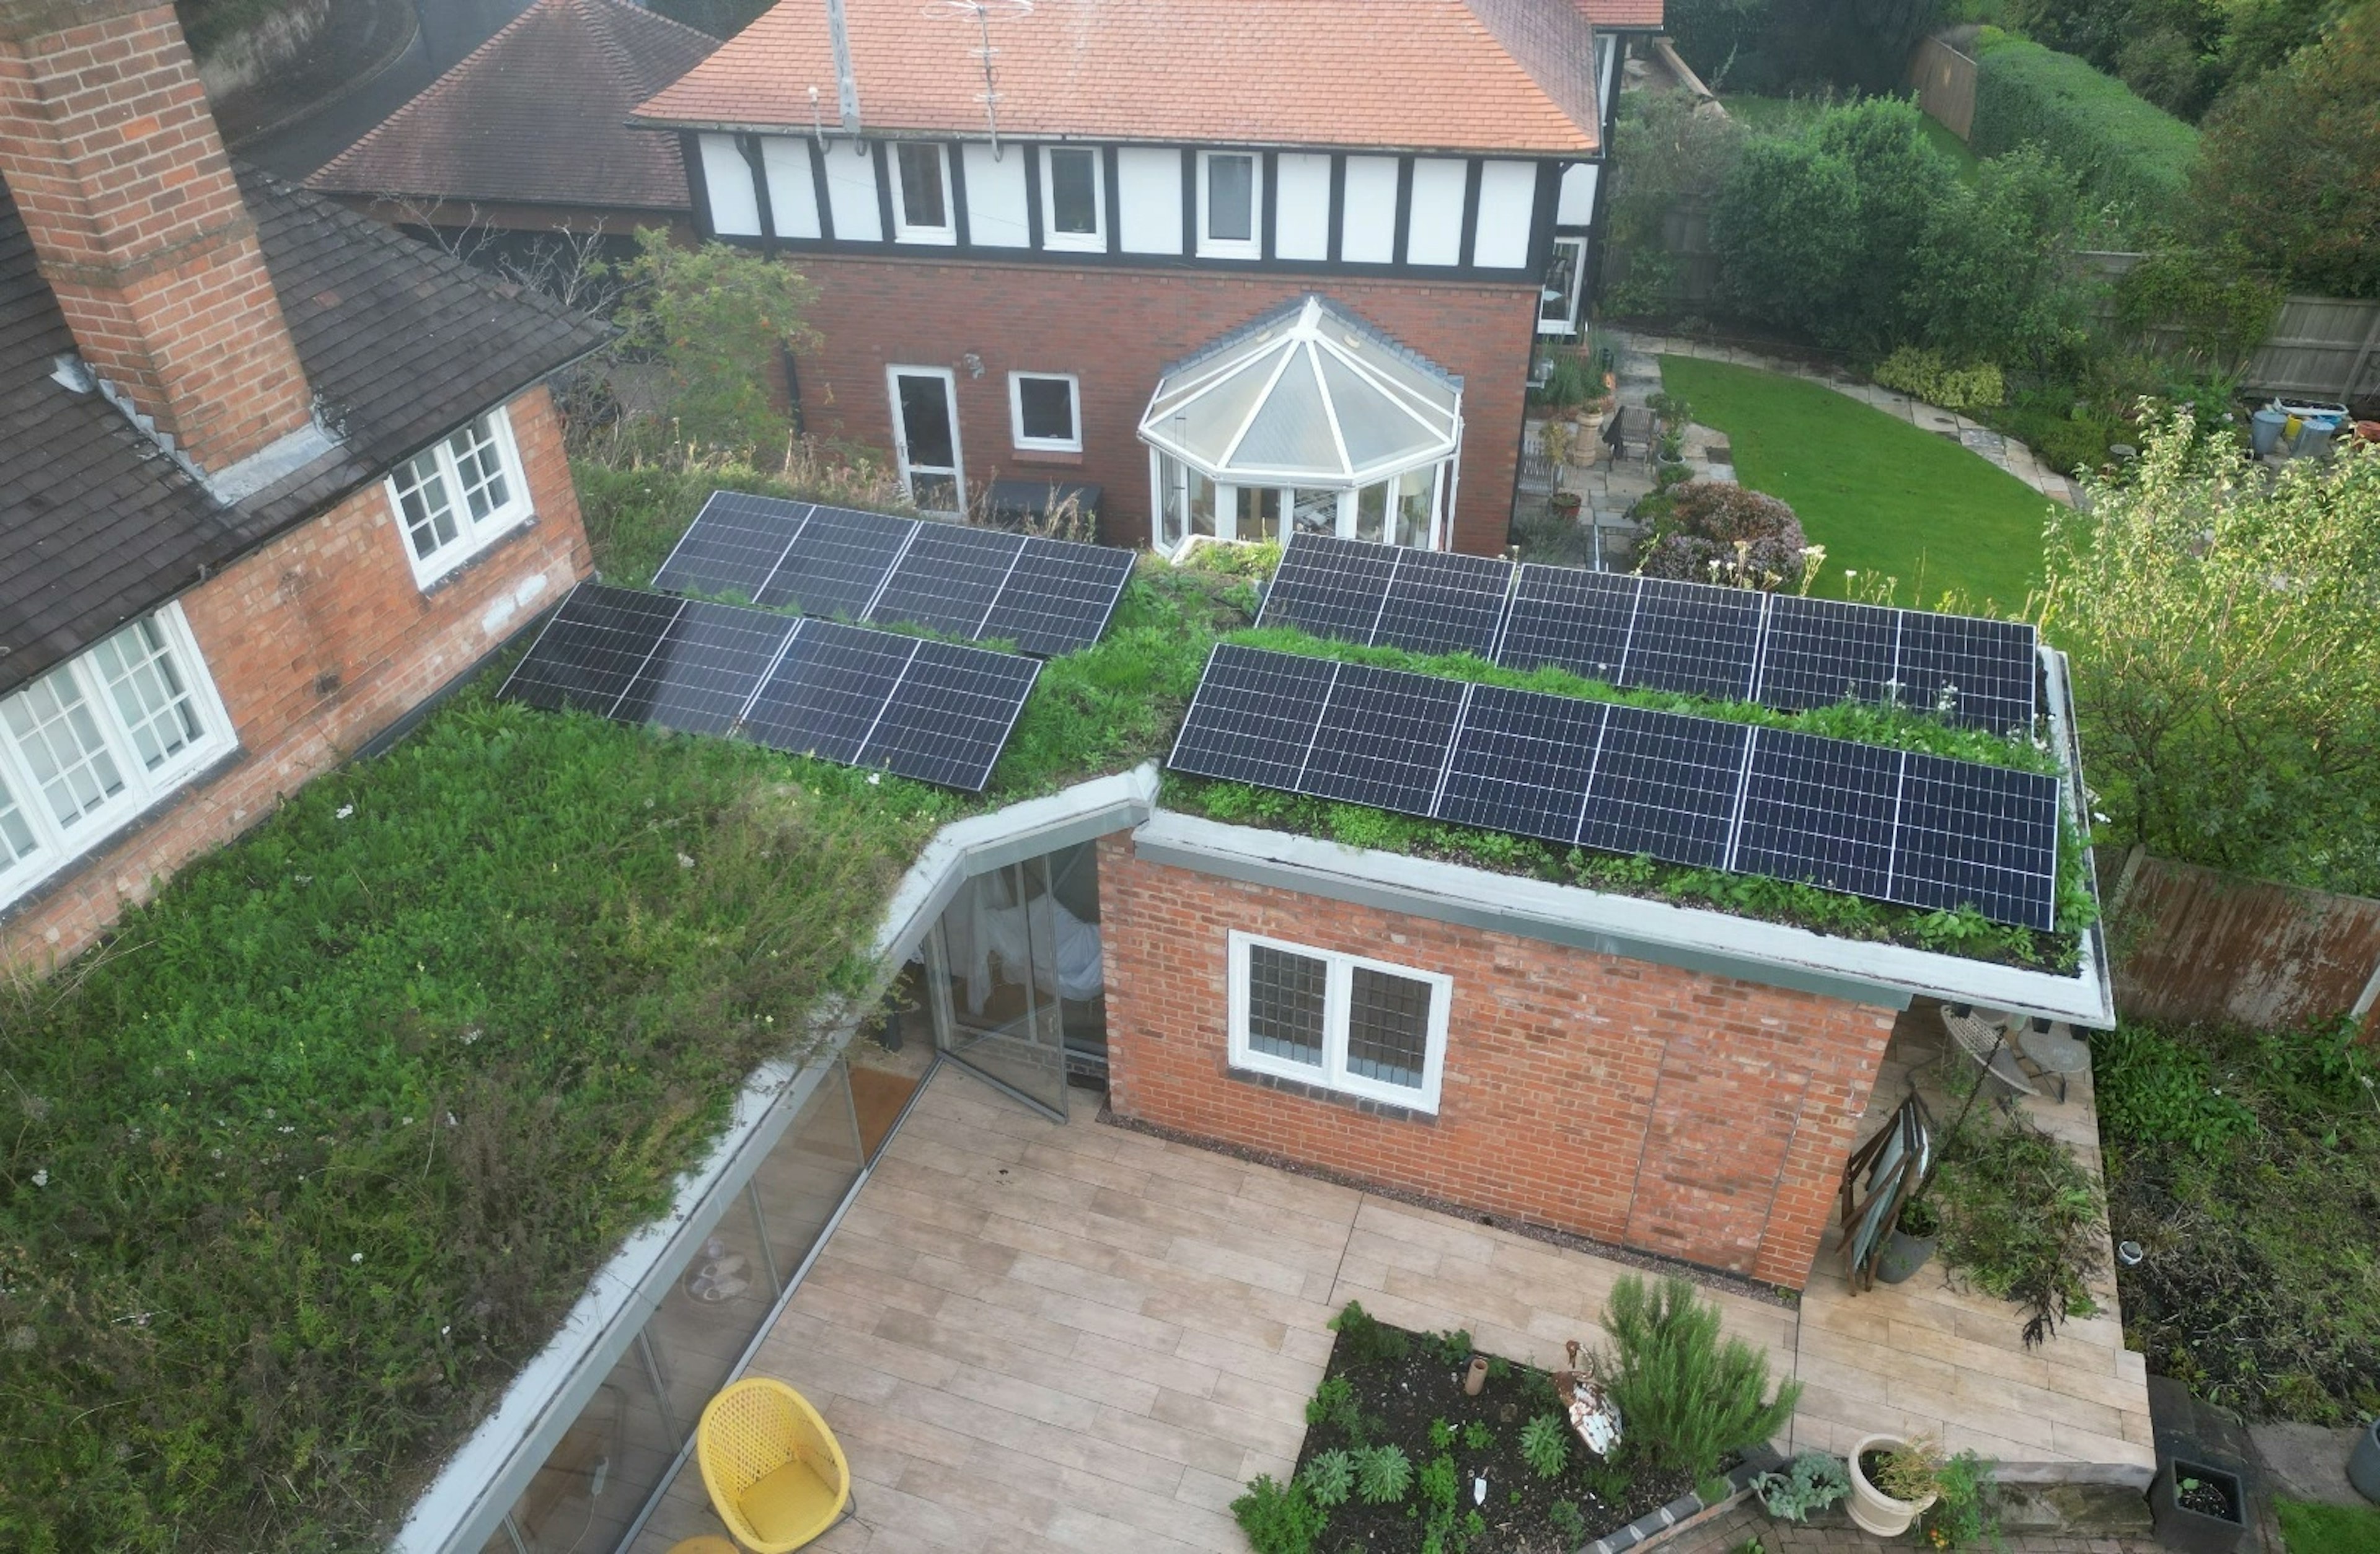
left=1659, top=355, right=2055, bottom=613
left=2278, top=1498, right=2380, bottom=1554
left=1721, top=94, right=1983, bottom=182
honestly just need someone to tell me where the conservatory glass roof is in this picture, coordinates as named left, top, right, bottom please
left=1137, top=295, right=1464, bottom=488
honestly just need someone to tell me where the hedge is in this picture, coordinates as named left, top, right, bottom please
left=1970, top=32, right=2199, bottom=225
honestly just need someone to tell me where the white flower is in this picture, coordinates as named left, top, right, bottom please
left=866, top=771, right=882, bottom=785
left=441, top=1325, right=451, bottom=1337
left=677, top=852, right=695, bottom=869
left=351, top=1252, right=364, bottom=1264
left=30, top=1169, right=46, bottom=1188
left=335, top=804, right=354, bottom=820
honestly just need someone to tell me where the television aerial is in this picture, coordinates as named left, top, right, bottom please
left=922, top=0, right=1034, bottom=157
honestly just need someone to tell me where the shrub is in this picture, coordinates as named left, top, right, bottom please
left=1901, top=144, right=2100, bottom=368
left=1307, top=1374, right=1359, bottom=1433
left=610, top=227, right=821, bottom=454
left=1329, top=1300, right=1411, bottom=1367
left=1520, top=1413, right=1572, bottom=1478
left=1600, top=1275, right=1802, bottom=1481
left=1756, top=1450, right=1853, bottom=1520
left=2110, top=243, right=2283, bottom=370
left=1637, top=482, right=1809, bottom=590
left=1930, top=1110, right=2108, bottom=1346
left=1355, top=1444, right=1415, bottom=1504
left=1873, top=348, right=2007, bottom=413
left=1919, top=1451, right=2000, bottom=1548
left=1872, top=1436, right=1947, bottom=1501
left=1549, top=1499, right=1589, bottom=1542
left=1300, top=1449, right=1355, bottom=1509
left=1969, top=32, right=2200, bottom=225
left=1232, top=1475, right=1328, bottom=1554
left=1463, top=1419, right=1494, bottom=1451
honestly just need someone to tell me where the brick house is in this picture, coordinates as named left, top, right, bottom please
left=0, top=2, right=607, bottom=971
left=627, top=0, right=1657, bottom=552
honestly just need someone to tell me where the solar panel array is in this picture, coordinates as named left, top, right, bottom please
left=501, top=581, right=1039, bottom=791
left=651, top=491, right=1134, bottom=657
left=1169, top=644, right=2062, bottom=931
left=1255, top=533, right=2040, bottom=734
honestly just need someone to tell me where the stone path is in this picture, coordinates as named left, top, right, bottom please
left=1670, top=1500, right=2162, bottom=1554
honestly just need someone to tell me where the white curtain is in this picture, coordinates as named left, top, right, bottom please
left=941, top=867, right=1103, bottom=1014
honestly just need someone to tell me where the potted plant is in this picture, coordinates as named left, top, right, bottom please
left=2150, top=1458, right=2248, bottom=1554
left=1549, top=490, right=1583, bottom=521
left=1536, top=418, right=1577, bottom=472
left=1848, top=1434, right=1942, bottom=1536
left=1877, top=1196, right=1940, bottom=1284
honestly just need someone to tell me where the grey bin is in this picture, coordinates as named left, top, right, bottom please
left=2293, top=416, right=2342, bottom=457
left=2250, top=408, right=2288, bottom=457
left=2351, top=1415, right=2380, bottom=1504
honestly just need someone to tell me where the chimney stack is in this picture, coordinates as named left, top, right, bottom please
left=0, top=1, right=315, bottom=476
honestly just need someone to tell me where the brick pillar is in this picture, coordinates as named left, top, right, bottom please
left=0, top=1, right=313, bottom=473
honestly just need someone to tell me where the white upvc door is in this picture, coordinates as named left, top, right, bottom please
left=887, top=366, right=964, bottom=516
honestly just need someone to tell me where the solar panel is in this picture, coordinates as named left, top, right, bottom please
left=857, top=637, right=1041, bottom=791
left=1576, top=704, right=1749, bottom=869
left=1370, top=550, right=1512, bottom=658
left=1732, top=728, right=1902, bottom=899
left=1890, top=752, right=2061, bottom=931
left=1619, top=577, right=1764, bottom=702
left=754, top=504, right=916, bottom=618
left=1755, top=594, right=1900, bottom=713
left=976, top=537, right=1137, bottom=657
left=500, top=582, right=682, bottom=716
left=739, top=620, right=917, bottom=763
left=1496, top=566, right=1638, bottom=684
left=1299, top=665, right=1467, bottom=814
left=1895, top=612, right=2038, bottom=734
left=613, top=599, right=796, bottom=737
left=866, top=523, right=1025, bottom=637
left=651, top=491, right=809, bottom=600
left=1435, top=684, right=1608, bottom=845
left=1256, top=533, right=1399, bottom=642
left=1167, top=644, right=1338, bottom=788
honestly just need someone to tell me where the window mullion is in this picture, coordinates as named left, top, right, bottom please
left=1323, top=955, right=1351, bottom=1090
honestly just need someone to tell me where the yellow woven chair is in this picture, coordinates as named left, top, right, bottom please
left=696, top=1377, right=853, bottom=1553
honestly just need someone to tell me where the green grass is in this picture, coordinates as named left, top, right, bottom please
left=1721, top=95, right=1983, bottom=183
left=1659, top=355, right=2055, bottom=614
left=2278, top=1498, right=2380, bottom=1554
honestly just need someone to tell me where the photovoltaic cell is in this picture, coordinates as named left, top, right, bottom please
left=866, top=523, right=1025, bottom=637
left=1167, top=645, right=1339, bottom=789
left=1256, top=534, right=1399, bottom=642
left=1496, top=566, right=1638, bottom=684
left=1895, top=612, right=2038, bottom=734
left=1755, top=594, right=1900, bottom=713
left=1618, top=577, right=1763, bottom=702
left=1732, top=728, right=1902, bottom=900
left=500, top=583, right=682, bottom=716
left=755, top=504, right=916, bottom=618
left=858, top=637, right=1041, bottom=791
left=1435, top=685, right=1607, bottom=845
left=612, top=599, right=796, bottom=737
left=739, top=620, right=917, bottom=763
left=1370, top=550, right=1512, bottom=657
left=1891, top=752, right=2060, bottom=932
left=651, top=491, right=809, bottom=600
left=1576, top=704, right=1748, bottom=869
left=979, top=538, right=1136, bottom=657
left=1298, top=665, right=1466, bottom=814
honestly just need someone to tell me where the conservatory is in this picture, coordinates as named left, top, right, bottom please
left=1139, top=294, right=1465, bottom=555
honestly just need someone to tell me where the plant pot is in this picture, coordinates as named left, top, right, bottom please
left=1549, top=492, right=1583, bottom=520
left=1848, top=1434, right=1938, bottom=1536
left=2347, top=1417, right=2380, bottom=1504
left=1874, top=1229, right=1937, bottom=1284
left=2149, top=1458, right=2247, bottom=1554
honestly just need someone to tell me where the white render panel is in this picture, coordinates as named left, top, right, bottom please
left=759, top=138, right=821, bottom=239
left=822, top=138, right=883, bottom=242
left=1557, top=162, right=1601, bottom=227
left=1274, top=152, right=1331, bottom=260
left=1406, top=157, right=1467, bottom=266
left=1473, top=160, right=1538, bottom=268
left=1116, top=146, right=1183, bottom=254
left=962, top=142, right=1031, bottom=247
left=698, top=134, right=760, bottom=236
left=1340, top=156, right=1398, bottom=263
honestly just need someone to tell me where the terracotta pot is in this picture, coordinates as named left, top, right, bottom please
left=1847, top=1434, right=1938, bottom=1537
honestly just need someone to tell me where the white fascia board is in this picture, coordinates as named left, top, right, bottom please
left=394, top=765, right=1159, bottom=1554
left=1132, top=807, right=2117, bottom=1028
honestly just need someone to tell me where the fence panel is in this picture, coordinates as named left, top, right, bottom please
left=2107, top=849, right=2380, bottom=1035
left=1907, top=36, right=1977, bottom=142
left=2246, top=296, right=2380, bottom=402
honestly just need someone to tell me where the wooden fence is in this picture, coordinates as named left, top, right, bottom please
left=2105, top=849, right=2380, bottom=1035
left=1908, top=35, right=1977, bottom=142
left=2078, top=252, right=2380, bottom=403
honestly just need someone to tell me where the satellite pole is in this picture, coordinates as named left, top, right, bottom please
left=923, top=0, right=1033, bottom=158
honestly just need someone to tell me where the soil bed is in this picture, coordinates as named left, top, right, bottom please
left=2177, top=1477, right=2236, bottom=1520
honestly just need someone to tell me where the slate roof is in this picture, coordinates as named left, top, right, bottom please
left=0, top=169, right=610, bottom=698
left=309, top=0, right=718, bottom=216
left=632, top=0, right=1608, bottom=156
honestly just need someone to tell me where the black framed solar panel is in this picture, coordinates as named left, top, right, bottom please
left=1496, top=566, right=1638, bottom=684
left=1298, top=665, right=1467, bottom=814
left=978, top=538, right=1136, bottom=657
left=1256, top=533, right=1399, bottom=641
left=1167, top=644, right=1340, bottom=789
left=754, top=504, right=917, bottom=618
left=1576, top=704, right=1750, bottom=869
left=1435, top=684, right=1608, bottom=845
left=738, top=620, right=918, bottom=763
left=1732, top=727, right=1903, bottom=899
left=651, top=491, right=811, bottom=600
left=1755, top=594, right=1901, bottom=713
left=612, top=599, right=797, bottom=737
left=1895, top=612, right=2038, bottom=734
left=1618, top=577, right=1765, bottom=703
left=866, top=523, right=1025, bottom=638
left=1890, top=752, right=2060, bottom=931
left=500, top=583, right=684, bottom=716
left=1370, top=550, right=1512, bottom=658
left=857, top=637, right=1041, bottom=791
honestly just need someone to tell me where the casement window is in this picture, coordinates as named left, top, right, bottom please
left=1040, top=146, right=1105, bottom=251
left=0, top=604, right=234, bottom=911
left=387, top=406, right=532, bottom=588
left=1008, top=372, right=1082, bottom=453
left=1152, top=452, right=1445, bottom=555
left=1197, top=151, right=1262, bottom=260
left=891, top=143, right=956, bottom=244
left=1227, top=931, right=1451, bottom=1113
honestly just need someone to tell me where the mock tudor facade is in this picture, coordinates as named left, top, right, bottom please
left=0, top=3, right=606, bottom=970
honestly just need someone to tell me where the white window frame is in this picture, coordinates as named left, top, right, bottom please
left=1149, top=457, right=1448, bottom=556
left=1008, top=371, right=1083, bottom=454
left=1039, top=144, right=1106, bottom=252
left=1226, top=929, right=1451, bottom=1113
left=0, top=602, right=235, bottom=911
left=386, top=403, right=534, bottom=590
left=888, top=142, right=958, bottom=245
left=1196, top=150, right=1263, bottom=260
left=1539, top=234, right=1589, bottom=337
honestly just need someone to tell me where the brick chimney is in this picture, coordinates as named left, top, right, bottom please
left=0, top=1, right=315, bottom=476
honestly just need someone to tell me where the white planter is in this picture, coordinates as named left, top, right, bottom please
left=1847, top=1433, right=1939, bottom=1537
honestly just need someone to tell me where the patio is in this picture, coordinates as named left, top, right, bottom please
left=630, top=1010, right=2151, bottom=1554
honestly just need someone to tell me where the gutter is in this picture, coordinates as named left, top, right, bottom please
left=392, top=763, right=1160, bottom=1554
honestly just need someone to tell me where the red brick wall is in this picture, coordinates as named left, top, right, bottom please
left=1097, top=835, right=1900, bottom=1289
left=1, top=385, right=590, bottom=973
left=783, top=253, right=1538, bottom=556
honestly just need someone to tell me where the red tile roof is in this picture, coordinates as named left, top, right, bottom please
left=632, top=0, right=1613, bottom=156
left=310, top=0, right=718, bottom=213
left=1578, top=0, right=1667, bottom=31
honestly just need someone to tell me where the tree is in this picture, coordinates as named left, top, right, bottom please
left=2187, top=1, right=2380, bottom=298
left=1902, top=145, right=2097, bottom=368
left=612, top=228, right=819, bottom=454
left=2038, top=409, right=2380, bottom=893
